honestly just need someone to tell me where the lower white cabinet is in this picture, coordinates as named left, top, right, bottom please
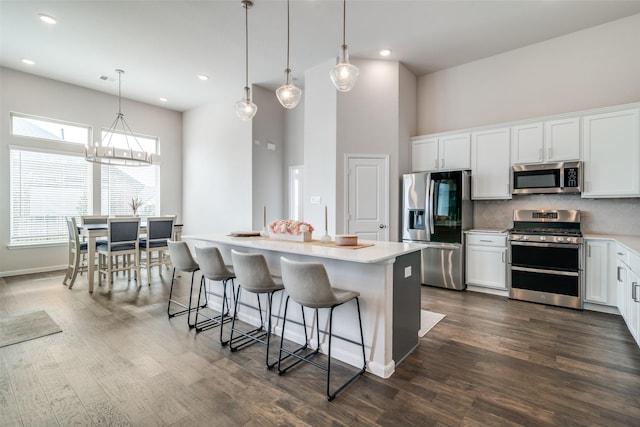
left=466, top=232, right=507, bottom=290
left=615, top=244, right=640, bottom=346
left=584, top=239, right=616, bottom=306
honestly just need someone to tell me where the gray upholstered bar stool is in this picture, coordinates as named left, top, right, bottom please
left=278, top=257, right=366, bottom=401
left=229, top=249, right=284, bottom=369
left=167, top=241, right=205, bottom=327
left=193, top=246, right=235, bottom=344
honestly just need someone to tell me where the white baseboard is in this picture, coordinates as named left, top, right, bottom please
left=0, top=265, right=66, bottom=278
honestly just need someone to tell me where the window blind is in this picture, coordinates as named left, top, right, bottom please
left=10, top=148, right=91, bottom=244
left=101, top=165, right=160, bottom=217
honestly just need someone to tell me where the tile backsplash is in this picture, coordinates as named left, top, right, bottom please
left=474, top=195, right=640, bottom=235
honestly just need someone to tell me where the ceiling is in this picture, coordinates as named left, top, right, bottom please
left=3, top=1, right=640, bottom=112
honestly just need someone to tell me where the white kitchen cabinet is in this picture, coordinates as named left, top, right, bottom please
left=512, top=118, right=580, bottom=165
left=582, top=108, right=640, bottom=197
left=465, top=232, right=507, bottom=290
left=584, top=239, right=615, bottom=306
left=471, top=127, right=511, bottom=199
left=411, top=133, right=470, bottom=172
left=411, top=137, right=438, bottom=172
left=615, top=244, right=640, bottom=346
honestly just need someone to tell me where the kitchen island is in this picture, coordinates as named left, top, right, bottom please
left=184, top=234, right=424, bottom=378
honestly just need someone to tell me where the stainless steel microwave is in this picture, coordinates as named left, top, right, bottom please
left=512, top=161, right=582, bottom=195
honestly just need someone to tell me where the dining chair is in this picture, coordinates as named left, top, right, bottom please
left=229, top=250, right=284, bottom=369
left=193, top=246, right=235, bottom=343
left=167, top=240, right=204, bottom=327
left=63, top=216, right=89, bottom=289
left=96, top=216, right=141, bottom=291
left=140, top=215, right=175, bottom=285
left=277, top=257, right=366, bottom=401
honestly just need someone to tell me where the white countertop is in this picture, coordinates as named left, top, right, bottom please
left=184, top=234, right=425, bottom=264
left=584, top=233, right=640, bottom=256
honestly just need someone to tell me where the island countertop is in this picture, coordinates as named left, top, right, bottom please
left=184, top=234, right=425, bottom=264
left=183, top=233, right=424, bottom=379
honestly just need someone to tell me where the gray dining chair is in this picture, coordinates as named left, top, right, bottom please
left=193, top=246, right=235, bottom=344
left=229, top=250, right=284, bottom=369
left=277, top=257, right=366, bottom=401
left=63, top=216, right=89, bottom=289
left=140, top=215, right=175, bottom=285
left=167, top=240, right=204, bottom=327
left=96, top=217, right=141, bottom=291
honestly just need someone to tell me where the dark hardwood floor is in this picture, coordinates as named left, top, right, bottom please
left=1, top=269, right=639, bottom=426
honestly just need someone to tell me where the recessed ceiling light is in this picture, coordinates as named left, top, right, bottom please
left=21, top=58, right=35, bottom=65
left=38, top=13, right=57, bottom=24
left=379, top=49, right=392, bottom=57
left=159, top=97, right=168, bottom=102
left=198, top=74, right=209, bottom=81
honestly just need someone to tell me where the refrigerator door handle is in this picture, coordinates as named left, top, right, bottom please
left=428, top=178, right=435, bottom=235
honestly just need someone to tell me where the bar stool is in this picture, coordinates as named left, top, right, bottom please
left=167, top=241, right=205, bottom=327
left=193, top=246, right=235, bottom=344
left=277, top=257, right=366, bottom=401
left=229, top=250, right=284, bottom=369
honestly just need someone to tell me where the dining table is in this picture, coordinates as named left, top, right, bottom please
left=79, top=222, right=183, bottom=293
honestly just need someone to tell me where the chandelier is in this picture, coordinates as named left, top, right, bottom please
left=275, top=0, right=302, bottom=109
left=329, top=0, right=359, bottom=92
left=85, top=69, right=152, bottom=166
left=235, top=0, right=258, bottom=120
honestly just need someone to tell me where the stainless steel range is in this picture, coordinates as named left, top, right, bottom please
left=508, top=209, right=583, bottom=309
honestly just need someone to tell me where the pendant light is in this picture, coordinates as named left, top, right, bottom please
left=85, top=69, right=152, bottom=166
left=275, top=0, right=302, bottom=109
left=235, top=0, right=257, bottom=120
left=329, top=0, right=359, bottom=92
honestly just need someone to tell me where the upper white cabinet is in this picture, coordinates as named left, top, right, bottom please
left=471, top=128, right=511, bottom=200
left=582, top=109, right=640, bottom=198
left=511, top=118, right=580, bottom=164
left=411, top=133, right=470, bottom=172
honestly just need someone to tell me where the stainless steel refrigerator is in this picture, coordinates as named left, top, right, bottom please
left=402, top=170, right=472, bottom=290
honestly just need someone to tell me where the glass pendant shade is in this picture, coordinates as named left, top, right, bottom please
left=276, top=70, right=302, bottom=109
left=235, top=87, right=257, bottom=120
left=330, top=45, right=359, bottom=92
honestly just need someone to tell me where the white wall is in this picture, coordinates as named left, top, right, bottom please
left=252, top=85, right=285, bottom=231
left=304, top=60, right=338, bottom=235
left=0, top=67, right=183, bottom=275
left=283, top=94, right=305, bottom=219
left=182, top=88, right=253, bottom=235
left=418, top=13, right=640, bottom=134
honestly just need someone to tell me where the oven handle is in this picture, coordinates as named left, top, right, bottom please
left=509, top=241, right=582, bottom=250
left=511, top=266, right=580, bottom=277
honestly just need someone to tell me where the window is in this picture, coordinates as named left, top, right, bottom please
left=101, top=165, right=160, bottom=217
left=101, top=129, right=158, bottom=153
left=10, top=148, right=91, bottom=245
left=11, top=112, right=90, bottom=145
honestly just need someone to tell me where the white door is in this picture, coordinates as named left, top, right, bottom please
left=346, top=155, right=388, bottom=241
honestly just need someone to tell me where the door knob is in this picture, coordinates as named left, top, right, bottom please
left=379, top=224, right=386, bottom=229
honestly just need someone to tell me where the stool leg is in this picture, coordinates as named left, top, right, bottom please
left=265, top=291, right=276, bottom=370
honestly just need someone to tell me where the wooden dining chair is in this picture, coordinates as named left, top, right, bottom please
left=96, top=217, right=141, bottom=291
left=63, top=216, right=89, bottom=289
left=140, top=215, right=175, bottom=285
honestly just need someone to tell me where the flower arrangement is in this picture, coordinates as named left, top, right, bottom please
left=129, top=196, right=144, bottom=215
left=268, top=219, right=314, bottom=235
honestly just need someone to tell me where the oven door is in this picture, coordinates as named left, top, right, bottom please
left=509, top=241, right=583, bottom=309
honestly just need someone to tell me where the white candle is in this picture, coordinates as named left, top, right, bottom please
left=325, top=205, right=328, bottom=233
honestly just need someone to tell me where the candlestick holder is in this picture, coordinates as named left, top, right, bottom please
left=320, top=233, right=331, bottom=243
left=260, top=226, right=270, bottom=237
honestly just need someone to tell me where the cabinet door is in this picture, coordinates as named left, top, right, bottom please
left=511, top=123, right=543, bottom=164
left=440, top=133, right=471, bottom=170
left=471, top=128, right=511, bottom=199
left=584, top=240, right=612, bottom=305
left=617, top=259, right=628, bottom=319
left=627, top=268, right=640, bottom=345
left=466, top=245, right=506, bottom=289
left=412, top=138, right=438, bottom=172
left=582, top=109, right=640, bottom=197
left=545, top=117, right=580, bottom=162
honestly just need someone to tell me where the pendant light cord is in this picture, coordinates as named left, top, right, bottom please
left=342, top=0, right=346, bottom=47
left=244, top=1, right=249, bottom=89
left=286, top=0, right=291, bottom=71
left=117, top=69, right=123, bottom=116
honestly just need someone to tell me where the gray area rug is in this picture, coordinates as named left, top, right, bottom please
left=419, top=310, right=445, bottom=337
left=0, top=310, right=62, bottom=348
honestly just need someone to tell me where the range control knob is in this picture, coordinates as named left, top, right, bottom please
left=556, top=236, right=565, bottom=242
left=539, top=236, right=546, bottom=241
left=522, top=235, right=529, bottom=241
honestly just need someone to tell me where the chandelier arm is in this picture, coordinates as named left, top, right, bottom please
left=119, top=116, right=146, bottom=151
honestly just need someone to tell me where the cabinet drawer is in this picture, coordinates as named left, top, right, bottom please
left=467, top=234, right=507, bottom=247
left=616, top=245, right=629, bottom=265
